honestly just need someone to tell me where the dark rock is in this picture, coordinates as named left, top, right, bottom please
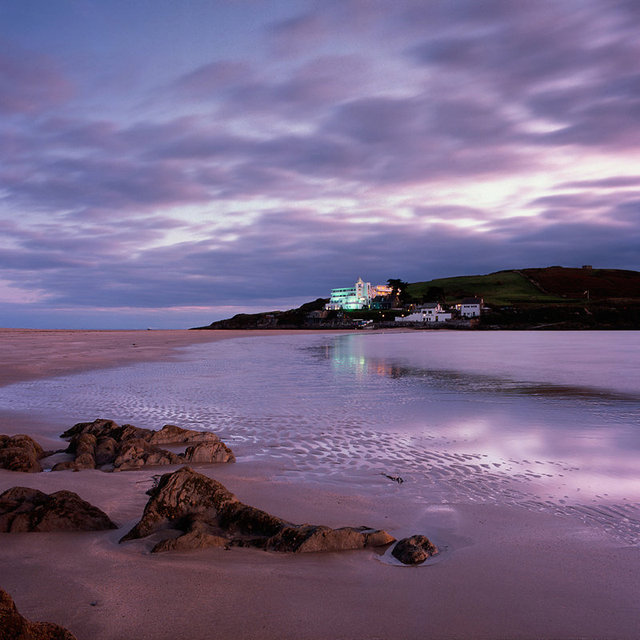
left=0, top=434, right=46, bottom=473
left=183, top=441, right=235, bottom=464
left=53, top=419, right=234, bottom=472
left=94, top=437, right=117, bottom=466
left=152, top=517, right=229, bottom=553
left=391, top=535, right=438, bottom=565
left=60, top=419, right=128, bottom=441
left=0, top=487, right=117, bottom=533
left=112, top=438, right=183, bottom=471
left=148, top=424, right=220, bottom=446
left=265, top=524, right=395, bottom=553
left=120, top=466, right=394, bottom=554
left=0, top=588, right=77, bottom=640
left=120, top=466, right=236, bottom=543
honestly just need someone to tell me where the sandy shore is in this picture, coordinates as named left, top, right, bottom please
left=0, top=328, right=304, bottom=387
left=1, top=330, right=639, bottom=639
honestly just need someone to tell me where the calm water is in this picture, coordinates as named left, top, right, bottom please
left=2, top=331, right=639, bottom=543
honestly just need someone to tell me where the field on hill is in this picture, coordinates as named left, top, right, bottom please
left=407, top=270, right=564, bottom=306
left=408, top=267, right=640, bottom=306
left=521, top=267, right=640, bottom=300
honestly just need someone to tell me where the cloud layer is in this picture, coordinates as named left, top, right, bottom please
left=1, top=1, right=639, bottom=327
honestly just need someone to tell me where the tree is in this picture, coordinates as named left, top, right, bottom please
left=387, top=278, right=409, bottom=306
left=423, top=286, right=445, bottom=304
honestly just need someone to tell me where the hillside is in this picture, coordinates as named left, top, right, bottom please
left=520, top=267, right=640, bottom=300
left=407, top=270, right=563, bottom=306
left=194, top=267, right=640, bottom=330
left=408, top=267, right=640, bottom=305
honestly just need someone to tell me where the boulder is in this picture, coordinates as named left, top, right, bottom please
left=0, top=588, right=77, bottom=640
left=120, top=466, right=237, bottom=542
left=0, top=487, right=117, bottom=533
left=183, top=441, right=235, bottom=464
left=148, top=424, right=220, bottom=445
left=0, top=435, right=46, bottom=473
left=152, top=517, right=229, bottom=553
left=391, top=535, right=438, bottom=565
left=112, top=438, right=183, bottom=471
left=53, top=419, right=234, bottom=472
left=94, top=437, right=117, bottom=466
left=60, top=419, right=127, bottom=440
left=265, top=524, right=395, bottom=553
left=121, top=466, right=394, bottom=555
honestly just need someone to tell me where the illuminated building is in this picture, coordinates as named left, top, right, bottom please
left=324, top=278, right=392, bottom=311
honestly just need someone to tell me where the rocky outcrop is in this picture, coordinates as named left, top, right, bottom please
left=52, top=419, right=234, bottom=472
left=148, top=424, right=221, bottom=446
left=0, top=588, right=77, bottom=640
left=113, top=439, right=183, bottom=471
left=0, top=487, right=117, bottom=533
left=121, top=466, right=395, bottom=554
left=0, top=435, right=47, bottom=473
left=391, top=535, right=438, bottom=565
left=183, top=441, right=235, bottom=464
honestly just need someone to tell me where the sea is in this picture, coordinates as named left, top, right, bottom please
left=2, top=330, right=639, bottom=544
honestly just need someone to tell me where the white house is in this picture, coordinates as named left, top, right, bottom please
left=456, top=297, right=483, bottom=317
left=396, top=302, right=452, bottom=323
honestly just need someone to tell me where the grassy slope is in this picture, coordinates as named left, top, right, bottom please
left=408, top=267, right=640, bottom=308
left=407, top=270, right=565, bottom=306
left=521, top=267, right=640, bottom=300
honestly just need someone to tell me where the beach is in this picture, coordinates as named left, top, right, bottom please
left=1, top=329, right=639, bottom=640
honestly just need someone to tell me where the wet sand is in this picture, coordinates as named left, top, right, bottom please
left=1, top=329, right=639, bottom=639
left=0, top=328, right=316, bottom=387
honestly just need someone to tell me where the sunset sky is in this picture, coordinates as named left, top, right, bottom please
left=2, top=0, right=639, bottom=328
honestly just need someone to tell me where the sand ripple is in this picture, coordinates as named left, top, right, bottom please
left=1, top=335, right=638, bottom=545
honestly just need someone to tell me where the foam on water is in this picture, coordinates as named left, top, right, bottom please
left=1, top=331, right=639, bottom=544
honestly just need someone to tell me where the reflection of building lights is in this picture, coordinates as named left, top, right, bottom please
left=330, top=338, right=399, bottom=379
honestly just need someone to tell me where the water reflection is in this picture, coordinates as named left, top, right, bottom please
left=1, top=331, right=639, bottom=543
left=325, top=333, right=640, bottom=403
left=309, top=332, right=640, bottom=532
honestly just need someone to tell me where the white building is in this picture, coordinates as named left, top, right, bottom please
left=456, top=297, right=483, bottom=317
left=395, top=302, right=452, bottom=323
left=325, top=278, right=392, bottom=311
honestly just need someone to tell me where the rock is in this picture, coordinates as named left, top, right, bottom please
left=54, top=419, right=234, bottom=472
left=148, top=424, right=220, bottom=445
left=0, top=434, right=46, bottom=473
left=391, top=535, right=438, bottom=565
left=94, top=437, right=117, bottom=466
left=121, top=466, right=394, bottom=555
left=0, top=487, right=117, bottom=533
left=152, top=517, right=229, bottom=553
left=265, top=524, right=395, bottom=553
left=67, top=432, right=97, bottom=457
left=0, top=588, right=77, bottom=640
left=120, top=466, right=237, bottom=542
left=112, top=438, right=182, bottom=471
left=183, top=441, right=235, bottom=464
left=60, top=419, right=126, bottom=440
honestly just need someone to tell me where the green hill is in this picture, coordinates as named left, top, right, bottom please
left=407, top=270, right=561, bottom=306
left=408, top=267, right=640, bottom=306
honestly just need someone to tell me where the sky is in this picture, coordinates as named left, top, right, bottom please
left=1, top=0, right=639, bottom=329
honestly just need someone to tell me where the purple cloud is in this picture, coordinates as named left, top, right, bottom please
left=2, top=1, right=639, bottom=328
left=267, top=12, right=328, bottom=55
left=0, top=46, right=72, bottom=114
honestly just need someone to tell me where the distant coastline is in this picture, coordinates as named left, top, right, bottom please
left=193, top=266, right=640, bottom=331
